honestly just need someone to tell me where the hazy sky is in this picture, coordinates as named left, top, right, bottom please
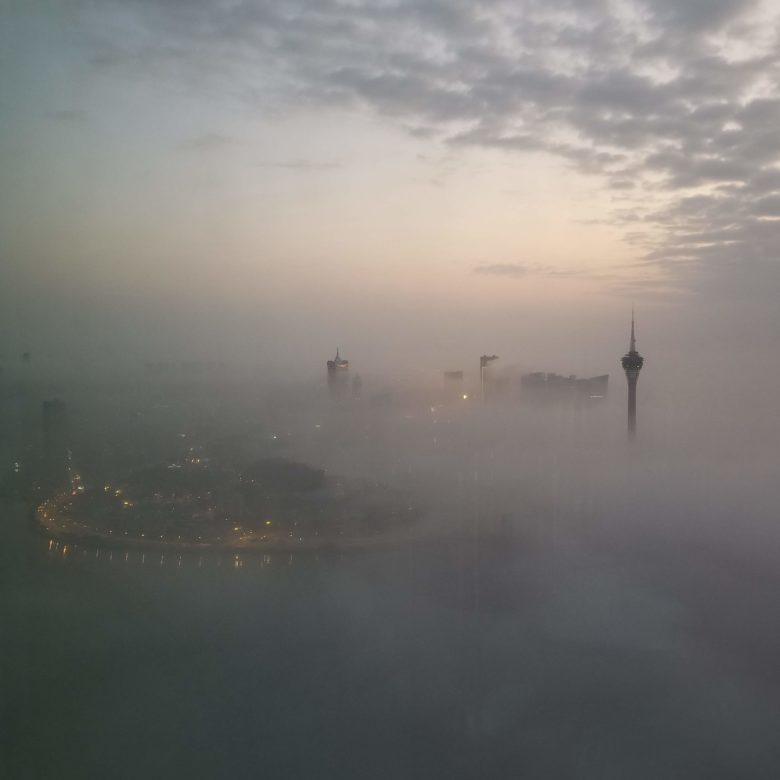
left=2, top=0, right=780, bottom=371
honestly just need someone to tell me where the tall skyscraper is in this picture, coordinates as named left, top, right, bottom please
left=326, top=348, right=349, bottom=398
left=351, top=374, right=363, bottom=399
left=443, top=370, right=465, bottom=401
left=42, top=399, right=71, bottom=491
left=479, top=354, right=498, bottom=401
left=621, top=313, right=644, bottom=440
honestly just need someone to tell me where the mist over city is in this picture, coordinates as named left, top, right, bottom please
left=4, top=1, right=780, bottom=778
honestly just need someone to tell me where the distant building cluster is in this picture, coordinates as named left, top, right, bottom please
left=324, top=313, right=642, bottom=439
left=520, top=373, right=609, bottom=404
left=328, top=347, right=610, bottom=409
left=439, top=367, right=609, bottom=406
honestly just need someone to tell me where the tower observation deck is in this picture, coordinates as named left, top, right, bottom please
left=621, top=313, right=644, bottom=440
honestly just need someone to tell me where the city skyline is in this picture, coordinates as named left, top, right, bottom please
left=5, top=4, right=780, bottom=779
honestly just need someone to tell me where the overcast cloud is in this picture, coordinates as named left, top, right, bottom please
left=71, top=0, right=780, bottom=292
left=3, top=0, right=780, bottom=366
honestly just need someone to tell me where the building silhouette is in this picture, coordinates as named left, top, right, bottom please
left=42, top=399, right=71, bottom=492
left=576, top=374, right=608, bottom=403
left=479, top=355, right=498, bottom=401
left=351, top=374, right=363, bottom=400
left=521, top=372, right=608, bottom=404
left=443, top=370, right=465, bottom=401
left=326, top=348, right=349, bottom=398
left=621, top=313, right=644, bottom=440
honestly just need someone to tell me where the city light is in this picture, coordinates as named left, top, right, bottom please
left=5, top=0, right=778, bottom=769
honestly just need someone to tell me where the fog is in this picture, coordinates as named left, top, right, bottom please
left=3, top=335, right=780, bottom=777
left=5, top=0, right=780, bottom=776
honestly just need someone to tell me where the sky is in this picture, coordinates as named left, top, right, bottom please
left=2, top=0, right=780, bottom=374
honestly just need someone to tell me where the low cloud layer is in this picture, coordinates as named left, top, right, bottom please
left=473, top=263, right=607, bottom=280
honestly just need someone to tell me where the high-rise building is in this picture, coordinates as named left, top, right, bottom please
left=351, top=374, right=363, bottom=399
left=479, top=355, right=498, bottom=401
left=520, top=372, right=608, bottom=404
left=621, top=313, right=644, bottom=440
left=42, top=399, right=71, bottom=491
left=326, top=348, right=349, bottom=398
left=443, top=370, right=465, bottom=401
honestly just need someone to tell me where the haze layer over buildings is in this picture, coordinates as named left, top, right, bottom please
left=5, top=2, right=780, bottom=777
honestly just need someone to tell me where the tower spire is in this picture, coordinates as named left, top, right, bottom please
left=621, top=309, right=644, bottom=441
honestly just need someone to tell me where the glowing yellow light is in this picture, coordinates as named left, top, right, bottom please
left=265, top=520, right=272, bottom=526
left=462, top=394, right=469, bottom=400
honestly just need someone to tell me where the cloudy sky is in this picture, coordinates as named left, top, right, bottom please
left=2, top=0, right=780, bottom=371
